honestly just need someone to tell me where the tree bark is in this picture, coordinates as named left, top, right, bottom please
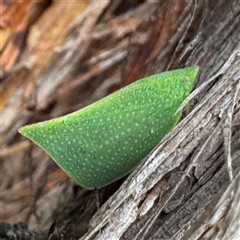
left=1, top=0, right=239, bottom=239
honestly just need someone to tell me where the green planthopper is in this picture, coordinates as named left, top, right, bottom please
left=19, top=66, right=198, bottom=189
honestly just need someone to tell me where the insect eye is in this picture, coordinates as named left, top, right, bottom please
left=182, top=77, right=190, bottom=84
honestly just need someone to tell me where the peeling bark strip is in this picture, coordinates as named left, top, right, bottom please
left=81, top=45, right=240, bottom=240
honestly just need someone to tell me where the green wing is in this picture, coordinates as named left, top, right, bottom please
left=19, top=67, right=198, bottom=189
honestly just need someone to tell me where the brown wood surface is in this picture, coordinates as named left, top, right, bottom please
left=1, top=0, right=239, bottom=239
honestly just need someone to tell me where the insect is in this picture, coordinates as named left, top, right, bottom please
left=19, top=67, right=198, bottom=189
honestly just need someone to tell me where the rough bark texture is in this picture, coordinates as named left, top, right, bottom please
left=1, top=0, right=239, bottom=239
